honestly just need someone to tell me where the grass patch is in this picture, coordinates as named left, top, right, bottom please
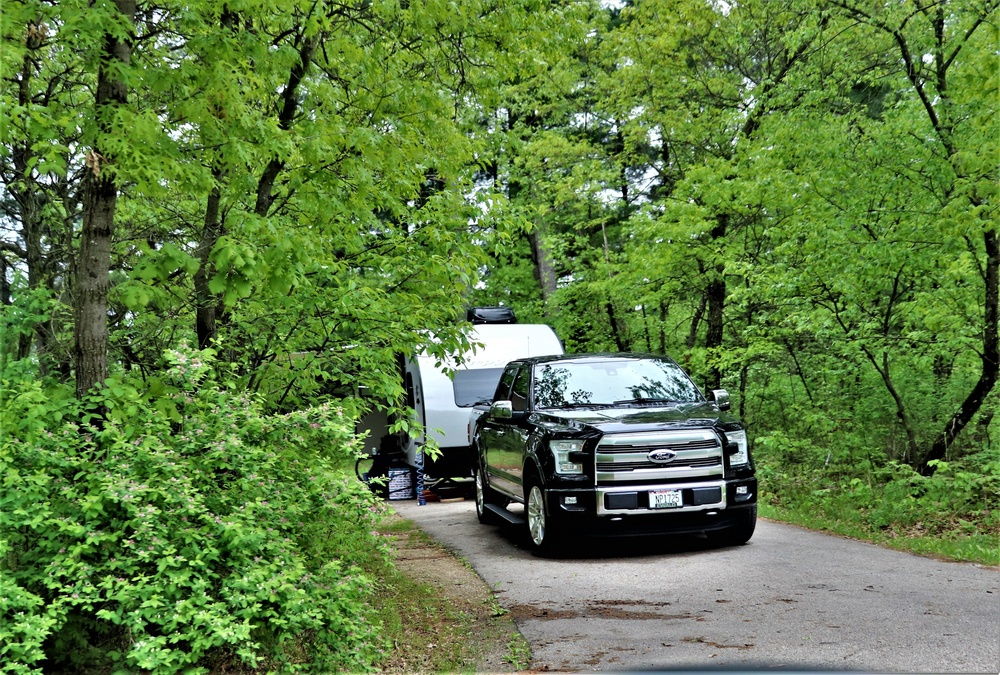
left=370, top=570, right=468, bottom=672
left=757, top=453, right=1000, bottom=568
left=759, top=504, right=1000, bottom=567
left=504, top=632, right=532, bottom=670
left=366, top=514, right=521, bottom=673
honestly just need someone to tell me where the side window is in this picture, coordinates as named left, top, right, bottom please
left=510, top=366, right=531, bottom=412
left=494, top=365, right=519, bottom=402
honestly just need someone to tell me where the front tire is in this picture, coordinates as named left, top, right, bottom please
left=710, top=505, right=757, bottom=547
left=526, top=480, right=558, bottom=555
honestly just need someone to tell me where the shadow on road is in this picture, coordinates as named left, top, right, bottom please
left=488, top=510, right=746, bottom=561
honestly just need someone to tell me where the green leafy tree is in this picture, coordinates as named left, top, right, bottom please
left=822, top=0, right=999, bottom=474
left=739, top=0, right=998, bottom=471
left=2, top=0, right=546, bottom=410
left=1, top=1, right=562, bottom=671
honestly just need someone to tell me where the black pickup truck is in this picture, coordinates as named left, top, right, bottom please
left=471, top=353, right=757, bottom=555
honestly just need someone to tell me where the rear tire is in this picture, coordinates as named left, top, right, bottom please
left=526, top=479, right=559, bottom=555
left=710, top=505, right=757, bottom=547
left=474, top=465, right=505, bottom=524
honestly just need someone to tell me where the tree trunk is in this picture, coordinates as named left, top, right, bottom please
left=76, top=166, right=116, bottom=397
left=920, top=229, right=999, bottom=475
left=192, top=8, right=237, bottom=350
left=255, top=35, right=317, bottom=218
left=194, top=183, right=222, bottom=349
left=1, top=256, right=9, bottom=306
left=705, top=276, right=725, bottom=389
left=687, top=292, right=706, bottom=349
left=739, top=362, right=748, bottom=420
left=528, top=228, right=558, bottom=301
left=606, top=300, right=628, bottom=352
left=705, top=214, right=729, bottom=390
left=74, top=0, right=136, bottom=398
left=783, top=338, right=814, bottom=405
left=11, top=44, right=46, bottom=364
left=640, top=304, right=652, bottom=352
left=211, top=29, right=315, bottom=353
left=658, top=300, right=668, bottom=354
left=860, top=346, right=921, bottom=464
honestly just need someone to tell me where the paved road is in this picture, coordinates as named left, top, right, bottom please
left=391, top=498, right=999, bottom=673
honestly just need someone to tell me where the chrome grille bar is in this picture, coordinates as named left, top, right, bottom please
left=595, top=429, right=724, bottom=485
left=597, top=456, right=721, bottom=471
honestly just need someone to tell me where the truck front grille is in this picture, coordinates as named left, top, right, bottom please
left=597, top=456, right=721, bottom=471
left=595, top=429, right=724, bottom=485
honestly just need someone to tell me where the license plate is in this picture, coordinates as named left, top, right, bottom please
left=650, top=489, right=683, bottom=509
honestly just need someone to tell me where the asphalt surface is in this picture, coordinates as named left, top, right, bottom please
left=390, top=497, right=1000, bottom=673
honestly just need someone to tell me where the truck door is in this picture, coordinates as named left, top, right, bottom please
left=484, top=365, right=531, bottom=499
left=481, top=364, right=521, bottom=499
left=505, top=365, right=532, bottom=492
left=480, top=364, right=516, bottom=476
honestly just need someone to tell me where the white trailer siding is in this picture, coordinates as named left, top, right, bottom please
left=405, top=323, right=563, bottom=476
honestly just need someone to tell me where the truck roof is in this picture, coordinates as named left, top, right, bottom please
left=508, top=352, right=678, bottom=367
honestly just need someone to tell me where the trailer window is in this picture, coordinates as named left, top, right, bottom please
left=452, top=368, right=506, bottom=407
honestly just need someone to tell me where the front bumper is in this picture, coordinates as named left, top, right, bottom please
left=543, top=477, right=757, bottom=536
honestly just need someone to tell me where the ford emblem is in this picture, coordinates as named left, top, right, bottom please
left=648, top=449, right=677, bottom=463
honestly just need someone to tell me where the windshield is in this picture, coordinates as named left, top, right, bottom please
left=452, top=367, right=506, bottom=407
left=533, top=359, right=703, bottom=409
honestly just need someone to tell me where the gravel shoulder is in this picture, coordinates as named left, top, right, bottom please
left=381, top=507, right=523, bottom=673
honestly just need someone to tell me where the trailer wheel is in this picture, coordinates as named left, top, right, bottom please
left=355, top=456, right=373, bottom=483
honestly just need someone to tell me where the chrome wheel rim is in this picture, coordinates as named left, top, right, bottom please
left=527, top=485, right=546, bottom=546
left=475, top=470, right=485, bottom=515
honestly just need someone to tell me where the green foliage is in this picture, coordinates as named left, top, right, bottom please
left=504, top=633, right=532, bottom=670
left=754, top=432, right=1000, bottom=565
left=2, top=4, right=998, bottom=672
left=3, top=0, right=549, bottom=413
left=0, top=344, right=387, bottom=673
left=489, top=0, right=998, bottom=471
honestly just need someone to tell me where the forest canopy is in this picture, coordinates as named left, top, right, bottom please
left=1, top=0, right=997, bottom=671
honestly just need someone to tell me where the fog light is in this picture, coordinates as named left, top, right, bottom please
left=564, top=496, right=578, bottom=505
left=736, top=485, right=748, bottom=495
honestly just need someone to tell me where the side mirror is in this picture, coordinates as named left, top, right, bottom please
left=711, top=389, right=731, bottom=411
left=491, top=400, right=513, bottom=420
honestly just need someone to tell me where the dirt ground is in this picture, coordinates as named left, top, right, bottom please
left=382, top=508, right=522, bottom=674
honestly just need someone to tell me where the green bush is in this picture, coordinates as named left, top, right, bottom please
left=755, top=426, right=1000, bottom=565
left=0, top=345, right=387, bottom=673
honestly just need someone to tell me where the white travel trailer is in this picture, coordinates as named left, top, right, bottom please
left=358, top=311, right=563, bottom=482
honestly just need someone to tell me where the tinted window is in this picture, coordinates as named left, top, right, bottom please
left=493, top=365, right=519, bottom=402
left=452, top=368, right=505, bottom=407
left=533, top=358, right=703, bottom=408
left=510, top=366, right=532, bottom=412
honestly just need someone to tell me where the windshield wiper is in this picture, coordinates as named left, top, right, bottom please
left=540, top=402, right=614, bottom=410
left=612, top=397, right=677, bottom=406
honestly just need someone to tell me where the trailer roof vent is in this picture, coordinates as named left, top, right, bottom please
left=467, top=306, right=517, bottom=324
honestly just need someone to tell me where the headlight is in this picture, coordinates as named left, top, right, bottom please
left=726, top=430, right=749, bottom=466
left=550, top=440, right=584, bottom=475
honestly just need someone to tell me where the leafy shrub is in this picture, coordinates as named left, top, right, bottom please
left=755, top=425, right=1000, bottom=564
left=0, top=344, right=387, bottom=673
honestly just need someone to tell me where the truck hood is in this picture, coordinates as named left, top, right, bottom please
left=536, top=402, right=737, bottom=433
